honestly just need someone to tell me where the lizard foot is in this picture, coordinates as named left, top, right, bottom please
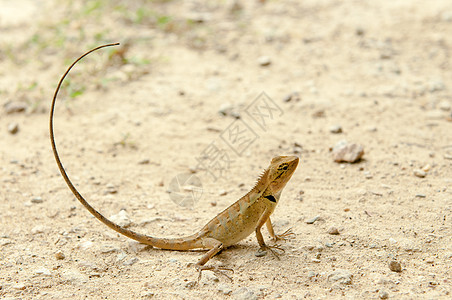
left=255, top=244, right=285, bottom=259
left=190, top=264, right=234, bottom=282
left=272, top=227, right=296, bottom=242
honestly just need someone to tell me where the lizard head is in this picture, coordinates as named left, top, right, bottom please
left=267, top=155, right=299, bottom=193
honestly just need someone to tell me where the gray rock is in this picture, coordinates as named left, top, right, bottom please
left=332, top=140, right=364, bottom=163
left=31, top=196, right=43, bottom=203
left=328, top=269, right=352, bottom=285
left=4, top=101, right=27, bottom=114
left=306, top=215, right=320, bottom=224
left=218, top=284, right=233, bottom=295
left=233, top=287, right=257, bottom=300
left=123, top=257, right=138, bottom=266
left=109, top=209, right=131, bottom=227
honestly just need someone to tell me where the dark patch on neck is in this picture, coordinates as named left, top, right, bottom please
left=264, top=195, right=277, bottom=203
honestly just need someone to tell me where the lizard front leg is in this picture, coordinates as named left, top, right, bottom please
left=265, top=217, right=295, bottom=242
left=255, top=210, right=285, bottom=259
left=191, top=238, right=233, bottom=282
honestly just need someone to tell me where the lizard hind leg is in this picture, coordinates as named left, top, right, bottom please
left=189, top=238, right=233, bottom=282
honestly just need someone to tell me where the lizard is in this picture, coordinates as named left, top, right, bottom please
left=49, top=43, right=300, bottom=279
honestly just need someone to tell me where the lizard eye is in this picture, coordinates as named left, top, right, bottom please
left=281, top=165, right=288, bottom=170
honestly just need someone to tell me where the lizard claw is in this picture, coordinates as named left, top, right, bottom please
left=272, top=227, right=295, bottom=242
left=190, top=264, right=234, bottom=282
left=255, top=244, right=285, bottom=260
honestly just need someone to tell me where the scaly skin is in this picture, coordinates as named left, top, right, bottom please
left=49, top=44, right=299, bottom=278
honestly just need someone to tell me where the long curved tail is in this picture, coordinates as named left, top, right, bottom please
left=49, top=43, right=201, bottom=251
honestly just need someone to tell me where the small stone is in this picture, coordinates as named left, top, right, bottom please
left=438, top=100, right=451, bottom=111
left=327, top=227, right=340, bottom=235
left=138, top=159, right=150, bottom=164
left=218, top=284, right=233, bottom=295
left=109, top=209, right=131, bottom=227
left=327, top=269, right=352, bottom=285
left=13, top=283, right=26, bottom=290
left=311, top=258, right=321, bottom=263
left=184, top=280, right=197, bottom=289
left=7, top=122, right=19, bottom=134
left=388, top=260, right=402, bottom=272
left=4, top=101, right=27, bottom=114
left=219, top=189, right=227, bottom=196
left=283, top=92, right=300, bottom=102
left=35, top=267, right=52, bottom=276
left=105, top=183, right=117, bottom=194
left=422, top=164, right=431, bottom=172
left=413, top=169, right=426, bottom=178
left=123, top=257, right=138, bottom=266
left=78, top=240, right=94, bottom=251
left=232, top=287, right=257, bottom=300
left=389, top=237, right=397, bottom=244
left=31, top=196, right=43, bottom=203
left=306, top=215, right=320, bottom=224
left=307, top=271, right=317, bottom=279
left=415, top=194, right=426, bottom=198
left=258, top=56, right=271, bottom=66
left=332, top=140, right=364, bottom=163
left=379, top=290, right=389, bottom=299
left=55, top=250, right=65, bottom=260
left=31, top=225, right=46, bottom=234
left=329, top=125, right=342, bottom=134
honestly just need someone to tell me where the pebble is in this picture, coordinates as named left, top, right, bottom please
left=307, top=270, right=317, bottom=279
left=415, top=194, right=426, bottom=198
left=4, top=101, right=27, bottom=114
left=219, top=189, right=227, bottom=196
left=413, top=169, right=426, bottom=178
left=7, top=122, right=19, bottom=134
left=389, top=237, right=397, bottom=244
left=138, top=159, right=150, bottom=164
left=78, top=240, right=94, bottom=251
left=13, top=283, right=26, bottom=290
left=218, top=102, right=241, bottom=118
left=306, top=215, right=320, bottom=224
left=109, top=209, right=131, bottom=227
left=422, top=164, right=431, bottom=172
left=438, top=100, right=451, bottom=111
left=379, top=290, right=389, bottom=299
left=218, top=284, right=233, bottom=295
left=55, top=250, right=65, bottom=260
left=232, top=287, right=257, bottom=300
left=258, top=56, right=271, bottom=66
left=31, top=196, right=43, bottom=203
left=327, top=227, right=340, bottom=235
left=388, top=260, right=402, bottom=272
left=123, top=257, right=138, bottom=266
left=283, top=92, right=300, bottom=102
left=329, top=125, right=342, bottom=134
left=327, top=269, right=353, bottom=285
left=31, top=225, right=46, bottom=234
left=332, top=140, right=364, bottom=163
left=35, top=267, right=52, bottom=276
left=311, top=258, right=321, bottom=263
left=105, top=183, right=118, bottom=194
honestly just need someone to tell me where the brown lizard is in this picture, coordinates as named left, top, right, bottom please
left=49, top=43, right=299, bottom=279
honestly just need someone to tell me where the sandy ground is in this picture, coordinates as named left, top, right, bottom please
left=1, top=0, right=451, bottom=299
